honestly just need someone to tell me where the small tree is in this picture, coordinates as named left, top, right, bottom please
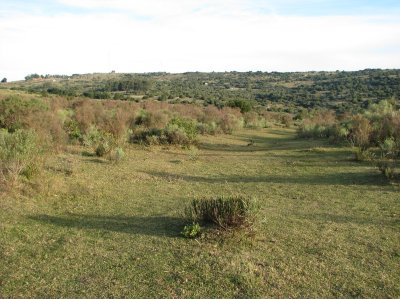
left=227, top=99, right=252, bottom=113
left=1, top=78, right=6, bottom=83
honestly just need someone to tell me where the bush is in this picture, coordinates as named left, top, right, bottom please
left=82, top=126, right=118, bottom=157
left=64, top=119, right=82, bottom=141
left=130, top=128, right=165, bottom=145
left=0, top=95, right=48, bottom=132
left=219, top=114, right=243, bottom=134
left=0, top=129, right=41, bottom=185
left=227, top=99, right=252, bottom=113
left=297, top=110, right=338, bottom=139
left=167, top=117, right=198, bottom=141
left=130, top=117, right=198, bottom=147
left=196, top=122, right=218, bottom=135
left=182, top=223, right=202, bottom=238
left=377, top=138, right=399, bottom=180
left=354, top=148, right=375, bottom=161
left=377, top=160, right=397, bottom=180
left=349, top=115, right=372, bottom=150
left=134, top=110, right=169, bottom=129
left=185, top=195, right=258, bottom=229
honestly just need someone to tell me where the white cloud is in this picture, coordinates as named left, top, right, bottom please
left=0, top=4, right=400, bottom=81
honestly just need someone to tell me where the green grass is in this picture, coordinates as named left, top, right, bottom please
left=1, top=128, right=399, bottom=298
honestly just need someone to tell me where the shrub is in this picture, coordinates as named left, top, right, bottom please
left=82, top=126, right=118, bottom=157
left=0, top=95, right=48, bottom=132
left=328, top=124, right=350, bottom=144
left=130, top=128, right=164, bottom=145
left=130, top=117, right=198, bottom=147
left=219, top=114, right=243, bottom=134
left=165, top=126, right=191, bottom=146
left=377, top=160, right=397, bottom=180
left=354, top=148, right=375, bottom=161
left=280, top=114, right=293, bottom=128
left=0, top=129, right=42, bottom=185
left=134, top=110, right=169, bottom=129
left=185, top=195, right=258, bottom=229
left=167, top=117, right=198, bottom=141
left=197, top=122, right=218, bottom=135
left=111, top=147, right=125, bottom=162
left=377, top=138, right=399, bottom=180
left=182, top=223, right=202, bottom=238
left=64, top=119, right=82, bottom=141
left=95, top=133, right=117, bottom=157
left=297, top=110, right=338, bottom=139
left=349, top=115, right=372, bottom=150
left=243, top=112, right=266, bottom=129
left=227, top=99, right=252, bottom=113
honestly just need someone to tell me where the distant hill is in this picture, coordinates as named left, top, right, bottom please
left=4, top=69, right=400, bottom=113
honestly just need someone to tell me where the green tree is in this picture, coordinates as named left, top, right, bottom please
left=227, top=99, right=252, bottom=113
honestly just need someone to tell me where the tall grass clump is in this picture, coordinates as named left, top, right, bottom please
left=185, top=195, right=258, bottom=230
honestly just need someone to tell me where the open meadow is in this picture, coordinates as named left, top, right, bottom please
left=1, top=127, right=399, bottom=298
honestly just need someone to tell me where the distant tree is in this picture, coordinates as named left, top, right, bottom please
left=25, top=74, right=40, bottom=81
left=227, top=99, right=252, bottom=113
left=1, top=78, right=6, bottom=83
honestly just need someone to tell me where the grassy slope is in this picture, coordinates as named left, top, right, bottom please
left=1, top=128, right=399, bottom=298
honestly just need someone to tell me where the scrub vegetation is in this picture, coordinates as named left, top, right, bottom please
left=0, top=71, right=399, bottom=298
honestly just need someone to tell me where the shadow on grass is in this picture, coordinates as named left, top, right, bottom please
left=83, top=158, right=108, bottom=164
left=28, top=214, right=186, bottom=238
left=199, top=137, right=329, bottom=153
left=145, top=171, right=388, bottom=186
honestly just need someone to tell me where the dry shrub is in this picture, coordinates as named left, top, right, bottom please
left=142, top=100, right=168, bottom=110
left=260, top=111, right=282, bottom=124
left=0, top=95, right=48, bottom=131
left=280, top=114, right=293, bottom=128
left=372, top=112, right=400, bottom=144
left=100, top=109, right=130, bottom=141
left=26, top=110, right=67, bottom=147
left=311, top=110, right=337, bottom=126
left=74, top=99, right=105, bottom=134
left=219, top=110, right=244, bottom=134
left=349, top=115, right=372, bottom=150
left=172, top=104, right=204, bottom=120
left=298, top=110, right=338, bottom=139
left=135, top=110, right=170, bottom=129
left=244, top=112, right=262, bottom=128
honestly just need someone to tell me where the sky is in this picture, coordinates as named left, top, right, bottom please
left=1, top=0, right=400, bottom=81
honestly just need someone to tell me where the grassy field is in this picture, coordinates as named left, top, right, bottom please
left=1, top=128, right=399, bottom=298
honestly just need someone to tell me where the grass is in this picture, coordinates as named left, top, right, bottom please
left=1, top=128, right=399, bottom=298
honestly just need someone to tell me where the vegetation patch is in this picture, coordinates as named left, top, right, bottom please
left=185, top=195, right=258, bottom=231
left=0, top=129, right=42, bottom=186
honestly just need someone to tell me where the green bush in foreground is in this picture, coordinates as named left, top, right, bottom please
left=185, top=195, right=258, bottom=230
left=182, top=223, right=202, bottom=238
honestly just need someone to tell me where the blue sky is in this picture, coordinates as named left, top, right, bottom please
left=3, top=0, right=400, bottom=16
left=1, top=0, right=400, bottom=80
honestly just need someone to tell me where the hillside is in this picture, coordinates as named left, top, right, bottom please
left=3, top=69, right=400, bottom=114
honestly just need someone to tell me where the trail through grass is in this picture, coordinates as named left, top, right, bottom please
left=1, top=128, right=399, bottom=298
